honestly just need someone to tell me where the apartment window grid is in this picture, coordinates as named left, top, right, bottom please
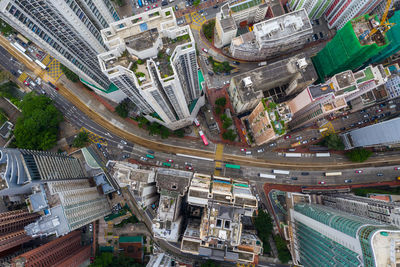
left=163, top=85, right=184, bottom=119
left=79, top=0, right=109, bottom=29
left=103, top=0, right=120, bottom=21
left=6, top=1, right=110, bottom=88
left=150, top=90, right=176, bottom=122
left=119, top=74, right=153, bottom=112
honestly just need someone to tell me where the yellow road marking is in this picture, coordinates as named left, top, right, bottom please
left=18, top=72, right=28, bottom=83
left=80, top=127, right=108, bottom=146
left=214, top=144, right=224, bottom=176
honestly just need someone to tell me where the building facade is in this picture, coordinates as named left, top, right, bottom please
left=230, top=9, right=313, bottom=61
left=12, top=230, right=91, bottom=267
left=24, top=180, right=111, bottom=237
left=227, top=54, right=317, bottom=114
left=0, top=148, right=87, bottom=196
left=214, top=0, right=269, bottom=48
left=288, top=0, right=335, bottom=20
left=98, top=8, right=205, bottom=130
left=0, top=209, right=39, bottom=254
left=325, top=0, right=382, bottom=29
left=288, top=195, right=400, bottom=267
left=0, top=0, right=121, bottom=96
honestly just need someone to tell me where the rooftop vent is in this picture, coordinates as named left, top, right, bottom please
left=243, top=77, right=253, bottom=87
left=297, top=58, right=308, bottom=69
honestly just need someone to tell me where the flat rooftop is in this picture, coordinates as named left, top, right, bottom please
left=335, top=70, right=356, bottom=89
left=155, top=168, right=192, bottom=196
left=229, top=0, right=264, bottom=13
left=254, top=9, right=311, bottom=42
left=125, top=29, right=159, bottom=52
left=308, top=83, right=335, bottom=99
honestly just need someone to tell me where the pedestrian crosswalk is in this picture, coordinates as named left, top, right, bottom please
left=214, top=144, right=224, bottom=176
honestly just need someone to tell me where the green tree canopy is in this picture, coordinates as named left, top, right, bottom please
left=201, top=259, right=220, bottom=267
left=72, top=131, right=89, bottom=148
left=115, top=99, right=131, bottom=118
left=14, top=93, right=63, bottom=150
left=222, top=117, right=232, bottom=129
left=321, top=133, right=345, bottom=150
left=174, top=129, right=185, bottom=138
left=60, top=64, right=79, bottom=82
left=215, top=97, right=226, bottom=107
left=222, top=129, right=236, bottom=141
left=202, top=20, right=215, bottom=41
left=254, top=209, right=273, bottom=253
left=346, top=148, right=372, bottom=162
left=274, top=234, right=291, bottom=263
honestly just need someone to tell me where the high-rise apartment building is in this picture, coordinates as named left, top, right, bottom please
left=0, top=148, right=87, bottom=196
left=288, top=194, right=400, bottom=267
left=325, top=0, right=382, bottom=29
left=98, top=8, right=205, bottom=130
left=0, top=209, right=39, bottom=254
left=0, top=0, right=120, bottom=95
left=288, top=0, right=334, bottom=20
left=229, top=9, right=313, bottom=61
left=24, top=180, right=110, bottom=237
left=12, top=230, right=91, bottom=267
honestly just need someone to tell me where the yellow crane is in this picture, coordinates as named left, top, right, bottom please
left=367, top=0, right=396, bottom=38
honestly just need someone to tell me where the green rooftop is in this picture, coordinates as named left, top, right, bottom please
left=356, top=67, right=374, bottom=84
left=230, top=0, right=262, bottom=13
left=119, top=236, right=143, bottom=243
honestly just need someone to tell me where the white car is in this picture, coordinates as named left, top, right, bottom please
left=257, top=148, right=265, bottom=153
left=89, top=224, right=93, bottom=232
left=120, top=140, right=127, bottom=145
left=140, top=157, right=148, bottom=161
left=295, top=136, right=303, bottom=140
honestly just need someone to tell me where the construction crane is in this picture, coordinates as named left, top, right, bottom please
left=367, top=0, right=396, bottom=38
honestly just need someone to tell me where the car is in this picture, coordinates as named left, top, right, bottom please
left=355, top=170, right=363, bottom=173
left=233, top=61, right=240, bottom=65
left=162, top=1, right=168, bottom=5
left=363, top=114, right=369, bottom=118
left=205, top=58, right=209, bottom=65
left=240, top=148, right=247, bottom=152
left=167, top=159, right=174, bottom=163
left=379, top=103, right=386, bottom=107
left=318, top=181, right=325, bottom=184
left=377, top=173, right=384, bottom=176
left=174, top=4, right=178, bottom=10
left=385, top=112, right=391, bottom=116
left=319, top=32, right=324, bottom=38
left=310, top=137, right=317, bottom=141
left=395, top=167, right=400, bottom=170
left=213, top=4, right=219, bottom=8
left=344, top=179, right=352, bottom=183
left=342, top=115, right=349, bottom=119
left=147, top=150, right=155, bottom=154
left=302, top=140, right=308, bottom=144
left=284, top=135, right=291, bottom=140
left=186, top=166, right=193, bottom=170
left=24, top=80, right=29, bottom=86
left=269, top=143, right=277, bottom=147
left=257, top=148, right=265, bottom=153
left=208, top=71, right=214, bottom=76
left=350, top=123, right=355, bottom=127
left=255, top=194, right=260, bottom=202
left=122, top=154, right=130, bottom=159
left=140, top=156, right=148, bottom=161
left=152, top=4, right=157, bottom=7
left=288, top=148, right=296, bottom=152
left=185, top=162, right=192, bottom=166
left=202, top=48, right=208, bottom=53
left=301, top=172, right=309, bottom=175
left=357, top=121, right=362, bottom=125
left=340, top=127, right=346, bottom=131
left=223, top=81, right=230, bottom=85
left=295, top=136, right=303, bottom=140
left=120, top=140, right=127, bottom=145
left=291, top=177, right=298, bottom=180
left=376, top=109, right=383, bottom=113
left=186, top=2, right=189, bottom=6
left=89, top=224, right=93, bottom=232
left=245, top=151, right=252, bottom=155
left=360, top=109, right=366, bottom=113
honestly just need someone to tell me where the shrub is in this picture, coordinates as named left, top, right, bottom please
left=346, top=148, right=372, bottom=162
left=60, top=64, right=79, bottom=82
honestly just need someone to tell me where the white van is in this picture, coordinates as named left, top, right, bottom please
left=389, top=104, right=397, bottom=109
left=245, top=151, right=252, bottom=155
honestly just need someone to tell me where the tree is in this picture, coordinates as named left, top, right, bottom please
left=115, top=99, right=130, bottom=118
left=215, top=97, right=226, bottom=107
left=160, top=126, right=170, bottom=139
left=274, top=235, right=292, bottom=263
left=321, top=133, right=345, bottom=150
left=137, top=116, right=149, bottom=128
left=215, top=106, right=222, bottom=114
left=14, top=93, right=63, bottom=150
left=222, top=129, right=236, bottom=141
left=72, top=131, right=89, bottom=148
left=222, top=117, right=232, bottom=129
left=60, top=64, right=79, bottom=82
left=202, top=20, right=215, bottom=41
left=148, top=122, right=161, bottom=136
left=0, top=19, right=14, bottom=36
left=346, top=148, right=372, bottom=162
left=174, top=129, right=185, bottom=138
left=193, top=0, right=200, bottom=6
left=90, top=252, right=113, bottom=267
left=254, top=209, right=273, bottom=253
left=201, top=260, right=220, bottom=267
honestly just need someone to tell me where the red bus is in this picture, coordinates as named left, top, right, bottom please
left=199, top=130, right=208, bottom=146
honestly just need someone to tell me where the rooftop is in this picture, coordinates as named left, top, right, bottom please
left=308, top=83, right=335, bottom=99
left=155, top=168, right=192, bottom=196
left=254, top=9, right=311, bottom=42
left=229, top=0, right=264, bottom=13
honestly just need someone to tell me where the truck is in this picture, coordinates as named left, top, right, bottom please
left=258, top=61, right=267, bottom=66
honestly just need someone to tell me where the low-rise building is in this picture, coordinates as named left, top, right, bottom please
left=227, top=54, right=317, bottom=114
left=214, top=0, right=270, bottom=48
left=230, top=9, right=313, bottom=61
left=152, top=169, right=192, bottom=242
left=246, top=98, right=291, bottom=146
left=110, top=161, right=158, bottom=207
left=181, top=175, right=261, bottom=264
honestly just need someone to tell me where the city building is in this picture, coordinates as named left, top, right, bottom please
left=24, top=179, right=111, bottom=237
left=181, top=174, right=262, bottom=264
left=313, top=14, right=389, bottom=80
left=288, top=0, right=335, bottom=20
left=0, top=209, right=39, bottom=254
left=0, top=148, right=87, bottom=196
left=0, top=0, right=120, bottom=95
left=322, top=194, right=400, bottom=228
left=288, top=64, right=388, bottom=129
left=152, top=168, right=192, bottom=242
left=287, top=193, right=400, bottom=267
left=325, top=0, right=382, bottom=29
left=214, top=0, right=270, bottom=48
left=386, top=74, right=400, bottom=99
left=147, top=253, right=174, bottom=267
left=230, top=9, right=313, bottom=61
left=370, top=0, right=400, bottom=19
left=341, top=117, right=400, bottom=149
left=118, top=236, right=144, bottom=263
left=98, top=8, right=205, bottom=130
left=227, top=54, right=317, bottom=114
left=110, top=161, right=158, bottom=208
left=246, top=98, right=291, bottom=146
left=12, top=230, right=91, bottom=267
